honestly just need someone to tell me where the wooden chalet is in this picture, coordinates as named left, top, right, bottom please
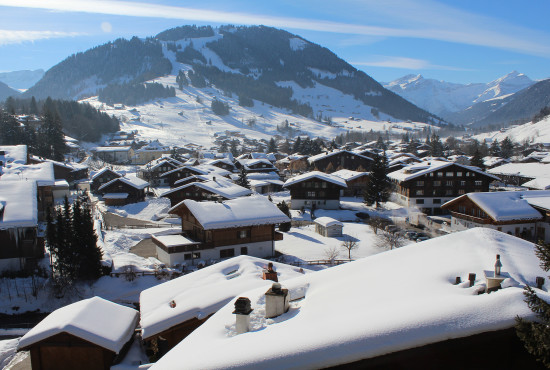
left=0, top=181, right=44, bottom=273
left=332, top=169, right=370, bottom=197
left=161, top=178, right=251, bottom=207
left=99, top=176, right=149, bottom=206
left=388, top=160, right=500, bottom=215
left=17, top=297, right=139, bottom=370
left=283, top=171, right=347, bottom=210
left=441, top=190, right=550, bottom=242
left=308, top=150, right=373, bottom=172
left=161, top=166, right=209, bottom=188
left=207, top=158, right=237, bottom=172
left=90, top=168, right=122, bottom=193
left=236, top=159, right=278, bottom=174
left=163, top=196, right=288, bottom=266
left=29, top=157, right=89, bottom=183
left=138, top=157, right=183, bottom=187
left=93, top=146, right=134, bottom=164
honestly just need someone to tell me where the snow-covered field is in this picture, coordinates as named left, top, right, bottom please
left=474, top=115, right=550, bottom=145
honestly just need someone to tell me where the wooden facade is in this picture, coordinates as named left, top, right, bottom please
left=23, top=332, right=126, bottom=370
left=0, top=228, right=44, bottom=270
left=342, top=174, right=369, bottom=197
left=162, top=167, right=207, bottom=188
left=140, top=160, right=181, bottom=187
left=163, top=184, right=228, bottom=207
left=286, top=177, right=345, bottom=210
left=310, top=151, right=373, bottom=172
left=91, top=169, right=121, bottom=193
left=99, top=179, right=145, bottom=204
left=37, top=185, right=54, bottom=221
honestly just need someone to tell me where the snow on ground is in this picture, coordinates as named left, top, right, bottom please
left=0, top=338, right=25, bottom=369
left=475, top=115, right=550, bottom=145
left=107, top=197, right=171, bottom=221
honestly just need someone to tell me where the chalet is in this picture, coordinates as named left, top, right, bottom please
left=163, top=196, right=289, bottom=265
left=388, top=161, right=500, bottom=215
left=138, top=157, right=183, bottom=187
left=0, top=144, right=28, bottom=166
left=132, top=140, right=171, bottom=164
left=276, top=154, right=309, bottom=174
left=249, top=178, right=284, bottom=194
left=99, top=176, right=149, bottom=206
left=236, top=158, right=278, bottom=174
left=332, top=169, right=370, bottom=197
left=90, top=168, right=122, bottom=193
left=488, top=162, right=550, bottom=186
left=161, top=177, right=251, bottom=207
left=0, top=161, right=55, bottom=220
left=17, top=297, right=139, bottom=370
left=308, top=150, right=373, bottom=172
left=283, top=171, right=347, bottom=210
left=173, top=174, right=210, bottom=187
left=160, top=166, right=209, bottom=188
left=206, top=158, right=237, bottom=172
left=139, top=256, right=307, bottom=356
left=28, top=156, right=88, bottom=183
left=483, top=156, right=510, bottom=169
left=0, top=181, right=44, bottom=273
left=236, top=152, right=277, bottom=162
left=314, top=217, right=343, bottom=237
left=441, top=190, right=550, bottom=243
left=153, top=229, right=547, bottom=370
left=93, top=146, right=134, bottom=164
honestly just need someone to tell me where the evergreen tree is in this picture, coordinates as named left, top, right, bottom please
left=293, top=137, right=302, bottom=153
left=39, top=106, right=66, bottom=161
left=236, top=167, right=250, bottom=189
left=0, top=109, right=22, bottom=145
left=501, top=137, right=515, bottom=158
left=470, top=149, right=485, bottom=170
left=516, top=241, right=550, bottom=367
left=363, top=152, right=391, bottom=208
left=267, top=138, right=277, bottom=153
left=277, top=201, right=292, bottom=232
left=375, top=136, right=387, bottom=150
left=230, top=140, right=239, bottom=157
left=280, top=139, right=291, bottom=154
left=429, top=133, right=444, bottom=157
left=489, top=140, right=501, bottom=157
left=29, top=96, right=39, bottom=114
left=76, top=199, right=103, bottom=279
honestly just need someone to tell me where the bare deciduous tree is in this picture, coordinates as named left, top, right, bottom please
left=341, top=238, right=359, bottom=259
left=376, top=230, right=405, bottom=250
left=324, top=246, right=340, bottom=264
left=368, top=217, right=387, bottom=235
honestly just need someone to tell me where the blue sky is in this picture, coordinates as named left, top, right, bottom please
left=0, top=0, right=549, bottom=84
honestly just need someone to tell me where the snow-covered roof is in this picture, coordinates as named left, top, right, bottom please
left=239, top=158, right=276, bottom=169
left=99, top=175, right=149, bottom=191
left=143, top=157, right=184, bottom=171
left=332, top=169, right=369, bottom=181
left=443, top=190, right=548, bottom=222
left=488, top=162, right=550, bottom=179
left=0, top=162, right=55, bottom=186
left=173, top=174, right=210, bottom=186
left=0, top=181, right=37, bottom=228
left=18, top=297, right=139, bottom=354
left=140, top=255, right=308, bottom=340
left=314, top=216, right=343, bottom=227
left=160, top=165, right=208, bottom=177
left=0, top=144, right=27, bottom=165
left=162, top=178, right=252, bottom=200
left=91, top=167, right=122, bottom=180
left=94, top=146, right=133, bottom=152
left=152, top=234, right=200, bottom=248
left=103, top=193, right=129, bottom=199
left=521, top=177, right=550, bottom=190
left=169, top=195, right=290, bottom=230
left=152, top=228, right=550, bottom=369
left=136, top=140, right=170, bottom=152
left=483, top=156, right=509, bottom=167
left=308, top=150, right=372, bottom=164
left=388, top=160, right=499, bottom=182
left=283, top=171, right=348, bottom=188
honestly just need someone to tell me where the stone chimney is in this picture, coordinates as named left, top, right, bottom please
left=233, top=297, right=253, bottom=334
left=262, top=262, right=278, bottom=282
left=265, top=283, right=289, bottom=319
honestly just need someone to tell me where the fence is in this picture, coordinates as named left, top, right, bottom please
left=291, top=259, right=353, bottom=266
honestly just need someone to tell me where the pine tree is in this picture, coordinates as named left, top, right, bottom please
left=293, top=137, right=302, bottom=153
left=490, top=140, right=501, bottom=157
left=516, top=241, right=550, bottom=367
left=363, top=152, right=391, bottom=208
left=236, top=167, right=250, bottom=189
left=77, top=200, right=103, bottom=279
left=470, top=149, right=485, bottom=170
left=267, top=138, right=277, bottom=153
left=277, top=201, right=292, bottom=232
left=429, top=133, right=444, bottom=157
left=40, top=107, right=66, bottom=161
left=501, top=137, right=515, bottom=158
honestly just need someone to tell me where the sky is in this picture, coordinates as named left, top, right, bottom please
left=0, top=0, right=549, bottom=84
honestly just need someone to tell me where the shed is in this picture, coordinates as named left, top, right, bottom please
left=314, top=217, right=343, bottom=237
left=17, top=296, right=139, bottom=370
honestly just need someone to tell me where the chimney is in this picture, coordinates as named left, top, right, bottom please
left=536, top=276, right=545, bottom=289
left=494, top=254, right=502, bottom=276
left=262, top=262, right=278, bottom=282
left=233, top=297, right=253, bottom=334
left=265, top=283, right=289, bottom=319
left=468, top=273, right=476, bottom=287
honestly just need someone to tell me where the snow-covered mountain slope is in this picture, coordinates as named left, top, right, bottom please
left=474, top=115, right=550, bottom=145
left=0, top=81, right=20, bottom=100
left=385, top=71, right=535, bottom=122
left=0, top=69, right=44, bottom=91
left=82, top=73, right=435, bottom=149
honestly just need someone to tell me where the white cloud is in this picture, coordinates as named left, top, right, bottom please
left=352, top=56, right=472, bottom=71
left=0, top=29, right=83, bottom=45
left=1, top=0, right=549, bottom=57
left=101, top=21, right=112, bottom=33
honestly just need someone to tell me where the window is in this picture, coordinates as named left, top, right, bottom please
left=446, top=172, right=453, bottom=177
left=437, top=172, right=443, bottom=177
left=416, top=190, right=424, bottom=195
left=416, top=199, right=424, bottom=204
left=446, top=181, right=453, bottom=186
left=457, top=172, right=463, bottom=177
left=220, top=248, right=235, bottom=258
left=307, top=191, right=316, bottom=197
left=445, top=189, right=453, bottom=196
left=460, top=181, right=466, bottom=186
left=238, top=230, right=249, bottom=239
left=433, top=181, right=441, bottom=186
left=458, top=189, right=465, bottom=195
left=184, top=252, right=201, bottom=260
left=429, top=173, right=434, bottom=177
left=314, top=182, right=320, bottom=188
left=475, top=180, right=482, bottom=186
left=241, top=247, right=248, bottom=255
left=321, top=182, right=327, bottom=188
left=433, top=199, right=441, bottom=204
left=458, top=206, right=466, bottom=213
left=416, top=181, right=424, bottom=186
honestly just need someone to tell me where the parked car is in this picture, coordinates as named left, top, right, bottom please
left=414, top=233, right=430, bottom=242
left=404, top=231, right=418, bottom=240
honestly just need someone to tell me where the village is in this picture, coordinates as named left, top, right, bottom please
left=1, top=129, right=550, bottom=369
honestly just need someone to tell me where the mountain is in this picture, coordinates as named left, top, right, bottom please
left=24, top=25, right=439, bottom=125
left=385, top=71, right=535, bottom=125
left=0, top=69, right=44, bottom=90
left=0, top=81, right=20, bottom=100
